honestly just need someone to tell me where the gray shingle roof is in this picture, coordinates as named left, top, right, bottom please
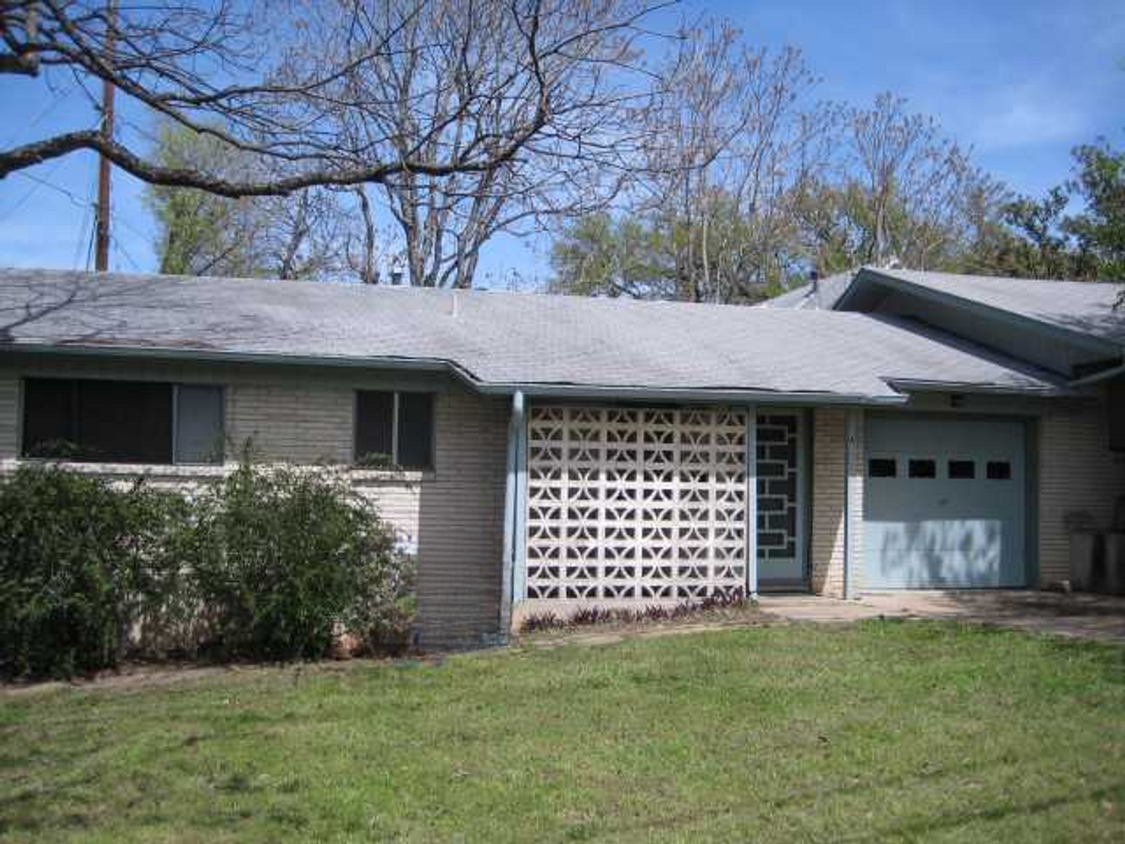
left=758, top=271, right=856, bottom=310
left=860, top=267, right=1125, bottom=346
left=0, top=268, right=1068, bottom=401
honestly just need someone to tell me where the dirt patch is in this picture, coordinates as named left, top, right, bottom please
left=0, top=653, right=447, bottom=698
left=515, top=604, right=784, bottom=649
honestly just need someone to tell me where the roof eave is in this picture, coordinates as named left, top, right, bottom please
left=842, top=267, right=1121, bottom=357
left=885, top=378, right=1087, bottom=398
left=0, top=340, right=907, bottom=407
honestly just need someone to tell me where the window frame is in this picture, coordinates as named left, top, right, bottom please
left=353, top=389, right=436, bottom=472
left=20, top=377, right=225, bottom=467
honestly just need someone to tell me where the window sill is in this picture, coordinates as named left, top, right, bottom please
left=1, top=459, right=432, bottom=484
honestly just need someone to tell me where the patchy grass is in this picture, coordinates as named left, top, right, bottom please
left=1, top=621, right=1124, bottom=842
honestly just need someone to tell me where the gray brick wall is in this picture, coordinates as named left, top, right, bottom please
left=0, top=359, right=508, bottom=648
left=809, top=407, right=864, bottom=597
left=1038, top=399, right=1125, bottom=585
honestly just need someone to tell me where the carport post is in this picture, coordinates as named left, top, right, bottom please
left=500, top=390, right=526, bottom=636
left=746, top=405, right=759, bottom=601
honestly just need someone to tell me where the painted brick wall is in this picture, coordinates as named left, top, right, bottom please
left=1038, top=399, right=1125, bottom=584
left=226, top=384, right=355, bottom=465
left=809, top=407, right=864, bottom=598
left=415, top=391, right=509, bottom=648
left=0, top=363, right=508, bottom=647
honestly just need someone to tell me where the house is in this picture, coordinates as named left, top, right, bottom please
left=1, top=266, right=1123, bottom=648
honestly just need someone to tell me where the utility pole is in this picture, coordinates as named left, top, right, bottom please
left=94, top=0, right=116, bottom=272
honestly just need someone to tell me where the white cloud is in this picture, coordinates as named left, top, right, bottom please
left=971, top=89, right=1088, bottom=152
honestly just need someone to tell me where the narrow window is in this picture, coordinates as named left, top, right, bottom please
left=948, top=460, right=975, bottom=479
left=175, top=385, right=224, bottom=464
left=868, top=458, right=896, bottom=478
left=355, top=390, right=435, bottom=470
left=396, top=392, right=435, bottom=470
left=986, top=461, right=1012, bottom=480
left=908, top=459, right=936, bottom=479
left=355, top=391, right=396, bottom=466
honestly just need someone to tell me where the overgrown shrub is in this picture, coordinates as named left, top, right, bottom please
left=181, top=456, right=413, bottom=661
left=0, top=466, right=186, bottom=679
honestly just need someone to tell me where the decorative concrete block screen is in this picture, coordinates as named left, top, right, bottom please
left=525, top=406, right=748, bottom=600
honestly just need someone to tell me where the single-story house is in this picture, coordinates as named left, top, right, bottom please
left=1, top=266, right=1123, bottom=648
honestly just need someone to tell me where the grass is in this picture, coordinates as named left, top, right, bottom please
left=1, top=620, right=1124, bottom=842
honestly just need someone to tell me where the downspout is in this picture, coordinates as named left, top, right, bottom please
left=745, top=405, right=759, bottom=601
left=842, top=409, right=861, bottom=600
left=499, top=390, right=525, bottom=640
left=843, top=412, right=852, bottom=600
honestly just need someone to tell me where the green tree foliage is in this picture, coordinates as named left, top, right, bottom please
left=145, top=124, right=354, bottom=280
left=964, top=139, right=1125, bottom=282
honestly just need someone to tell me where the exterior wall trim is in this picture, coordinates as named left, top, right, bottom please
left=745, top=405, right=759, bottom=599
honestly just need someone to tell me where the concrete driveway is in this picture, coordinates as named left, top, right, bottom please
left=760, top=590, right=1125, bottom=645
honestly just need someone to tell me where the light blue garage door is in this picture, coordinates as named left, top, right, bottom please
left=864, top=416, right=1026, bottom=589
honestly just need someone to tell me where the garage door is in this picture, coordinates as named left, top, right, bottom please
left=864, top=416, right=1026, bottom=588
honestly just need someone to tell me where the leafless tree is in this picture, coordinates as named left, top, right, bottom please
left=630, top=20, right=827, bottom=302
left=797, top=93, right=1008, bottom=272
left=264, top=0, right=663, bottom=287
left=0, top=0, right=665, bottom=208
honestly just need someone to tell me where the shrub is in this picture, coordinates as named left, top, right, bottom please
left=0, top=466, right=186, bottom=679
left=182, top=455, right=413, bottom=661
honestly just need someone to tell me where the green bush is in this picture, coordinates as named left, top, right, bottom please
left=0, top=466, right=186, bottom=679
left=181, top=456, right=413, bottom=661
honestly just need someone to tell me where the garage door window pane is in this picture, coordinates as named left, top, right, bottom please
left=987, top=461, right=1011, bottom=480
left=948, top=460, right=975, bottom=479
left=175, top=386, right=224, bottom=464
left=908, top=459, right=936, bottom=479
left=868, top=458, right=896, bottom=478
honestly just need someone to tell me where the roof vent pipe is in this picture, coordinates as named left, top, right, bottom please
left=808, top=269, right=819, bottom=295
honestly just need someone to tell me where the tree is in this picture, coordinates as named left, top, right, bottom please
left=1, top=0, right=663, bottom=203
left=267, top=0, right=661, bottom=288
left=796, top=93, right=1007, bottom=274
left=552, top=21, right=826, bottom=303
left=1063, top=140, right=1125, bottom=280
left=963, top=137, right=1125, bottom=282
left=145, top=124, right=360, bottom=280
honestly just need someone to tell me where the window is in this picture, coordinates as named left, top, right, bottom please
left=355, top=390, right=435, bottom=470
left=175, top=385, right=225, bottom=463
left=21, top=378, right=223, bottom=465
left=908, top=458, right=936, bottom=479
left=986, top=460, right=1012, bottom=480
left=948, top=460, right=975, bottom=479
left=868, top=458, right=896, bottom=478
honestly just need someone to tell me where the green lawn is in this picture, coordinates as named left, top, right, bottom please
left=2, top=621, right=1124, bottom=843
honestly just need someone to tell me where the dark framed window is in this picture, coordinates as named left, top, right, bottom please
left=355, top=390, right=435, bottom=470
left=868, top=458, right=896, bottom=478
left=908, top=458, right=936, bottom=479
left=986, top=460, right=1012, bottom=480
left=21, top=378, right=223, bottom=465
left=948, top=460, right=975, bottom=480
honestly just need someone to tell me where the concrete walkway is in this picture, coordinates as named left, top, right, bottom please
left=761, top=590, right=1125, bottom=645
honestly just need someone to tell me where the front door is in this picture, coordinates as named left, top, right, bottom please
left=757, top=412, right=807, bottom=588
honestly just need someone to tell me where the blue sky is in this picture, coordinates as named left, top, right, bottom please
left=1, top=0, right=1122, bottom=285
